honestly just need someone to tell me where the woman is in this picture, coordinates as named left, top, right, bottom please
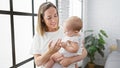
left=30, top=2, right=87, bottom=68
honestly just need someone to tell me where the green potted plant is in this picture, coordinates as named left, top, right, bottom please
left=84, top=29, right=108, bottom=68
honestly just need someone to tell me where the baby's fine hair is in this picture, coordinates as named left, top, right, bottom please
left=66, top=16, right=83, bottom=31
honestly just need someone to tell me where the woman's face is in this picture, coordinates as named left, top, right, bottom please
left=43, top=7, right=59, bottom=32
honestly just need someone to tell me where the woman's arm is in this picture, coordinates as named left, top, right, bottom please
left=34, top=39, right=61, bottom=67
left=34, top=50, right=55, bottom=66
left=59, top=47, right=87, bottom=67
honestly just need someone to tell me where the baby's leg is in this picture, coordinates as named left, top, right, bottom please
left=75, top=63, right=78, bottom=68
left=52, top=52, right=63, bottom=62
left=45, top=52, right=63, bottom=68
left=62, top=64, right=78, bottom=68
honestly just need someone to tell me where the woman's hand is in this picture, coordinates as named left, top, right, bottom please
left=51, top=52, right=63, bottom=62
left=48, top=39, right=62, bottom=54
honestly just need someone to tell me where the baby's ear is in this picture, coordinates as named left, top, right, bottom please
left=75, top=30, right=79, bottom=33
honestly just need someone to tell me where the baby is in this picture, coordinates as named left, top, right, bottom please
left=45, top=16, right=83, bottom=68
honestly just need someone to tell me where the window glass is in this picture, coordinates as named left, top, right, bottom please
left=13, top=0, right=32, bottom=12
left=34, top=0, right=46, bottom=13
left=47, top=0, right=56, bottom=6
left=0, top=0, right=9, bottom=10
left=69, top=0, right=82, bottom=18
left=0, top=14, right=12, bottom=68
left=14, top=15, right=33, bottom=64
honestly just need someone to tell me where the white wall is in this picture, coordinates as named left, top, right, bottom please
left=86, top=0, right=120, bottom=65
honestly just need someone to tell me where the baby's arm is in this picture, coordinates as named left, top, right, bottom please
left=61, top=41, right=79, bottom=53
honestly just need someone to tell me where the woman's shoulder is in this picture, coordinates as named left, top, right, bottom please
left=34, top=33, right=40, bottom=38
left=33, top=33, right=44, bottom=41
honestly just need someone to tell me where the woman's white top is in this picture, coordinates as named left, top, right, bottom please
left=30, top=27, right=64, bottom=68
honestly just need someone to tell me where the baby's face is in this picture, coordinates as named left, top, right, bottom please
left=64, top=30, right=74, bottom=37
left=63, top=22, right=75, bottom=37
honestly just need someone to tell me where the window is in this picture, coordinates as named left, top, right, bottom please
left=34, top=0, right=46, bottom=14
left=0, top=14, right=12, bottom=68
left=69, top=0, right=82, bottom=18
left=14, top=15, right=33, bottom=64
left=0, top=0, right=83, bottom=68
left=58, top=0, right=83, bottom=26
left=47, top=0, right=56, bottom=6
left=0, top=0, right=56, bottom=68
left=0, top=0, right=9, bottom=10
left=13, top=0, right=32, bottom=13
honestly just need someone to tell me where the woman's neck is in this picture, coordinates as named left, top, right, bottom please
left=46, top=27, right=59, bottom=32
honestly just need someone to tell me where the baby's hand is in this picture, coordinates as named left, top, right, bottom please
left=60, top=42, right=67, bottom=48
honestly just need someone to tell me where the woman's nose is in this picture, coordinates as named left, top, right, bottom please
left=51, top=18, right=55, bottom=22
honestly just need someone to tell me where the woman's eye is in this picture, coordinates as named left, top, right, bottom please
left=47, top=17, right=51, bottom=20
left=54, top=14, right=58, bottom=17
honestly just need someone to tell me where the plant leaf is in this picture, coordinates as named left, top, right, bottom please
left=97, top=48, right=104, bottom=57
left=100, top=29, right=108, bottom=38
left=98, top=37, right=105, bottom=45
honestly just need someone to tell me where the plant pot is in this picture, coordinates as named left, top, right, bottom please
left=88, top=62, right=95, bottom=68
